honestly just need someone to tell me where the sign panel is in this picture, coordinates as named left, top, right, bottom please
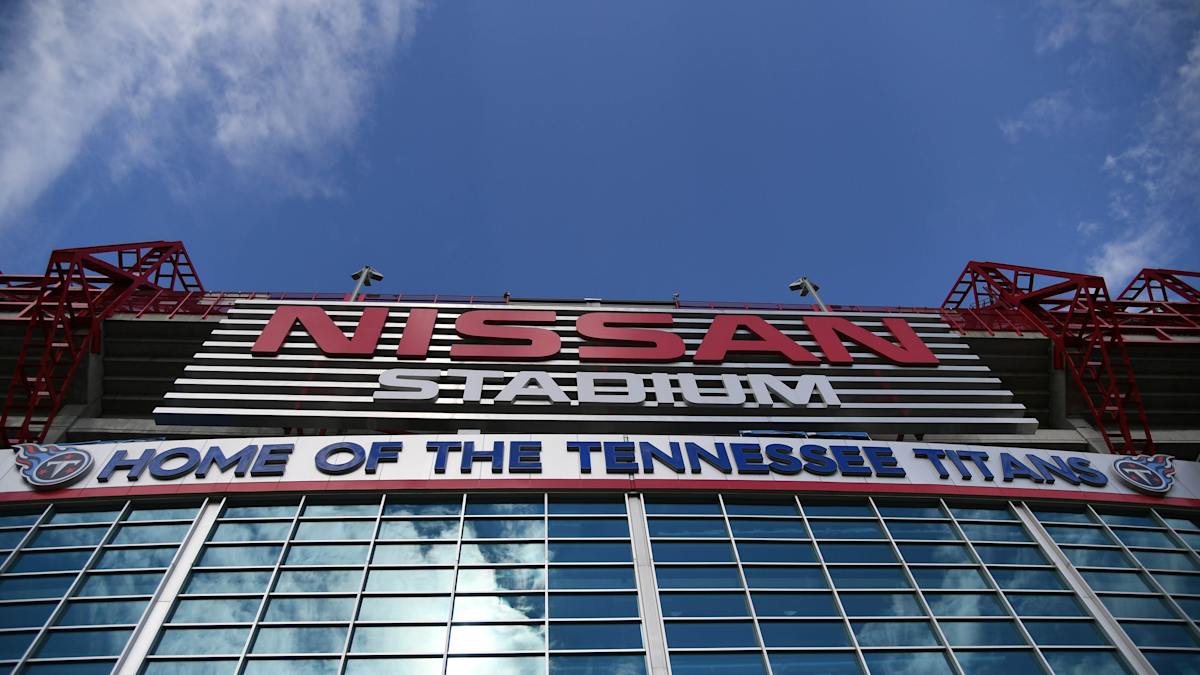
left=2, top=436, right=1197, bottom=504
left=153, top=300, right=1038, bottom=435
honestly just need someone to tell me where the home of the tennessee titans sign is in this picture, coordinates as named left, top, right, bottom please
left=13, top=443, right=94, bottom=489
left=1112, top=454, right=1176, bottom=496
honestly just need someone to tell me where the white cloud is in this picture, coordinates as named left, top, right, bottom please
left=1077, top=221, right=1100, bottom=236
left=0, top=0, right=422, bottom=232
left=999, top=90, right=1076, bottom=143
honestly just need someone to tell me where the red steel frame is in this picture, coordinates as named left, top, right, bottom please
left=1, top=242, right=203, bottom=445
left=942, top=261, right=1154, bottom=455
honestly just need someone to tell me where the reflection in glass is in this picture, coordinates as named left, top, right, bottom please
left=197, top=545, right=282, bottom=567
left=303, top=502, right=378, bottom=517
left=911, top=567, right=989, bottom=590
left=643, top=498, right=721, bottom=515
left=210, top=522, right=291, bottom=542
left=0, top=574, right=73, bottom=600
left=1153, top=572, right=1200, bottom=594
left=751, top=592, right=838, bottom=617
left=127, top=506, right=200, bottom=521
left=728, top=519, right=808, bottom=539
left=460, top=542, right=544, bottom=564
left=446, top=656, right=545, bottom=675
left=670, top=653, right=766, bottom=675
left=953, top=651, right=1041, bottom=673
left=839, top=592, right=923, bottom=616
left=76, top=571, right=163, bottom=596
left=293, top=521, right=375, bottom=541
left=1119, top=621, right=1199, bottom=647
left=1004, top=593, right=1085, bottom=617
left=549, top=541, right=632, bottom=563
left=57, top=599, right=148, bottom=625
left=820, top=543, right=895, bottom=563
left=550, top=654, right=648, bottom=675
left=899, top=544, right=973, bottom=564
left=463, top=519, right=545, bottom=539
left=384, top=497, right=462, bottom=517
left=549, top=518, right=629, bottom=538
left=28, top=526, right=107, bottom=548
left=357, top=596, right=451, bottom=622
left=760, top=620, right=849, bottom=647
left=655, top=564, right=739, bottom=589
left=939, top=620, right=1024, bottom=646
left=153, top=627, right=250, bottom=655
left=285, top=544, right=370, bottom=566
left=863, top=651, right=954, bottom=674
left=547, top=498, right=626, bottom=515
left=660, top=592, right=748, bottom=617
left=1061, top=547, right=1132, bottom=568
left=350, top=625, right=447, bottom=653
left=143, top=661, right=238, bottom=675
left=736, top=542, right=816, bottom=563
left=1043, top=525, right=1112, bottom=545
left=949, top=506, right=1014, bottom=521
left=958, top=523, right=1029, bottom=542
left=724, top=498, right=798, bottom=516
left=366, top=569, right=455, bottom=593
left=111, top=523, right=190, bottom=544
left=171, top=598, right=262, bottom=623
left=652, top=542, right=733, bottom=563
left=344, top=658, right=442, bottom=675
left=453, top=594, right=545, bottom=621
left=378, top=519, right=460, bottom=540
left=828, top=567, right=908, bottom=589
left=1133, top=550, right=1198, bottom=571
left=274, top=569, right=362, bottom=593
left=744, top=566, right=827, bottom=589
left=95, top=546, right=179, bottom=569
left=1109, top=528, right=1175, bottom=548
left=47, top=509, right=122, bottom=524
left=885, top=521, right=958, bottom=540
left=924, top=593, right=1007, bottom=616
left=10, top=549, right=92, bottom=573
left=466, top=497, right=544, bottom=516
left=250, top=626, right=347, bottom=653
left=373, top=543, right=458, bottom=564
left=1080, top=571, right=1154, bottom=593
left=989, top=568, right=1066, bottom=590
left=264, top=596, right=355, bottom=622
left=549, top=592, right=640, bottom=618
left=457, top=567, right=546, bottom=592
left=852, top=621, right=939, bottom=646
left=647, top=519, right=726, bottom=538
left=876, top=504, right=944, bottom=519
left=549, top=622, right=643, bottom=649
left=665, top=620, right=758, bottom=648
left=184, top=571, right=272, bottom=595
left=1024, top=620, right=1109, bottom=645
left=35, top=628, right=133, bottom=657
left=222, top=504, right=297, bottom=519
left=1099, top=595, right=1176, bottom=619
left=809, top=521, right=884, bottom=539
left=1041, top=650, right=1132, bottom=675
left=1032, top=507, right=1095, bottom=524
left=769, top=651, right=861, bottom=675
left=242, top=659, right=339, bottom=675
left=448, top=624, right=546, bottom=653
left=549, top=566, right=635, bottom=589
left=973, top=545, right=1047, bottom=565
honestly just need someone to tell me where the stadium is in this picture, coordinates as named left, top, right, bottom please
left=0, top=240, right=1197, bottom=674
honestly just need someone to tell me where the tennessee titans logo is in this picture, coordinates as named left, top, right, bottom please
left=13, top=444, right=94, bottom=489
left=1112, top=454, right=1176, bottom=496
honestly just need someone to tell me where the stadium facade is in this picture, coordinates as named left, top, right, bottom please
left=0, top=241, right=1198, bottom=675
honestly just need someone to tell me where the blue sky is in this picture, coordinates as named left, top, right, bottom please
left=1, top=1, right=1197, bottom=306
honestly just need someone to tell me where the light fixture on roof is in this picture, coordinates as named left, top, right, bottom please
left=349, top=265, right=384, bottom=301
left=788, top=276, right=828, bottom=312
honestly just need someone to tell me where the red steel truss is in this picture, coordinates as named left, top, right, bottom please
left=942, top=261, right=1153, bottom=455
left=1, top=242, right=203, bottom=445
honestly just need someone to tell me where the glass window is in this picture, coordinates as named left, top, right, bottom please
left=453, top=594, right=545, bottom=621
left=126, top=505, right=200, bottom=521
left=28, top=526, right=107, bottom=548
left=549, top=541, right=632, bottom=563
left=35, top=628, right=132, bottom=657
left=0, top=602, right=55, bottom=628
left=96, top=546, right=179, bottom=569
left=76, top=571, right=163, bottom=596
left=547, top=498, right=626, bottom=515
left=670, top=653, right=766, bottom=675
left=1133, top=550, right=1198, bottom=571
left=989, top=568, right=1066, bottom=590
left=57, top=599, right=148, bottom=625
left=549, top=566, right=635, bottom=589
left=111, top=523, right=190, bottom=544
left=886, top=521, right=958, bottom=540
left=24, top=663, right=120, bottom=675
left=821, top=543, right=895, bottom=563
left=251, top=626, right=348, bottom=653
left=449, top=624, right=546, bottom=652
left=656, top=566, right=742, bottom=589
left=153, top=627, right=250, bottom=655
left=1111, top=528, right=1175, bottom=548
left=1153, top=572, right=1200, bottom=594
left=367, top=569, right=455, bottom=593
left=460, top=542, right=545, bottom=565
left=1100, top=595, right=1177, bottom=619
left=384, top=496, right=462, bottom=516
left=372, top=543, right=457, bottom=564
left=959, top=523, right=1029, bottom=542
left=808, top=520, right=884, bottom=539
left=293, top=521, right=375, bottom=540
left=549, top=592, right=639, bottom=618
left=184, top=571, right=272, bottom=595
left=1006, top=593, right=1086, bottom=617
left=769, top=652, right=860, bottom=675
left=1081, top=571, right=1155, bottom=593
left=222, top=504, right=297, bottom=519
left=210, top=522, right=291, bottom=542
left=804, top=501, right=872, bottom=517
left=0, top=530, right=28, bottom=548
left=274, top=569, right=362, bottom=593
left=47, top=508, right=122, bottom=524
left=647, top=519, right=726, bottom=538
left=457, top=567, right=545, bottom=592
left=724, top=498, right=798, bottom=516
left=911, top=567, right=989, bottom=589
left=665, top=620, right=758, bottom=648
left=377, top=519, right=461, bottom=540
left=303, top=502, right=378, bottom=517
left=729, top=519, right=808, bottom=539
left=863, top=651, right=953, bottom=674
left=736, top=542, right=816, bottom=563
left=1097, top=511, right=1158, bottom=528
left=550, top=655, right=647, bottom=675
left=358, top=595, right=450, bottom=622
left=465, top=497, right=544, bottom=516
left=652, top=542, right=733, bottom=563
left=974, top=544, right=1048, bottom=565
left=198, top=545, right=282, bottom=567
left=10, top=549, right=93, bottom=573
left=939, top=620, right=1024, bottom=646
left=171, top=598, right=262, bottom=623
left=1145, top=651, right=1200, bottom=675
left=0, top=574, right=73, bottom=600
left=876, top=503, right=944, bottom=519
left=0, top=513, right=40, bottom=527
left=1041, top=651, right=1132, bottom=675
left=760, top=619, right=849, bottom=647
left=643, top=498, right=721, bottom=515
left=549, top=622, right=642, bottom=650
left=839, top=592, right=923, bottom=616
left=828, top=567, right=909, bottom=589
left=1031, top=506, right=1094, bottom=524
left=746, top=566, right=829, bottom=589
left=1119, top=621, right=1199, bottom=648
left=899, top=544, right=973, bottom=564
left=751, top=592, right=838, bottom=617
left=1061, top=546, right=1133, bottom=568
left=351, top=626, right=447, bottom=653
left=1174, top=597, right=1200, bottom=620
left=1024, top=620, right=1110, bottom=646
left=0, top=631, right=35, bottom=660
left=954, top=651, right=1041, bottom=673
left=924, top=592, right=1007, bottom=616
left=1161, top=515, right=1200, bottom=531
left=285, top=543, right=371, bottom=566
left=949, top=505, right=1014, bottom=521
left=462, top=519, right=545, bottom=539
left=446, top=656, right=544, bottom=675
left=852, top=620, right=939, bottom=646
left=1043, top=525, right=1113, bottom=545
left=242, top=660, right=339, bottom=675
left=660, top=592, right=748, bottom=617
left=263, top=597, right=355, bottom=622
left=548, top=518, right=629, bottom=538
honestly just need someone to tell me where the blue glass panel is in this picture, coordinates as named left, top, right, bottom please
left=804, top=502, right=872, bottom=517
left=809, top=520, right=884, bottom=539
left=0, top=574, right=73, bottom=600
left=293, top=521, right=375, bottom=540
left=647, top=519, right=726, bottom=538
left=939, top=620, right=1024, bottom=646
left=461, top=542, right=545, bottom=564
left=1024, top=620, right=1109, bottom=645
left=35, top=628, right=132, bottom=657
left=899, top=544, right=973, bottom=564
left=550, top=622, right=642, bottom=649
left=953, top=650, right=1041, bottom=675
left=1031, top=507, right=1095, bottom=524
left=126, top=506, right=200, bottom=521
left=863, top=651, right=954, bottom=674
left=752, top=592, right=838, bottom=616
left=549, top=566, right=635, bottom=589
left=973, top=544, right=1048, bottom=565
left=1153, top=572, right=1200, bottom=594
left=989, top=568, right=1066, bottom=590
left=171, top=598, right=262, bottom=623
left=28, top=525, right=107, bottom=548
left=48, top=509, right=122, bottom=524
left=1041, top=651, right=1132, bottom=675
left=852, top=620, right=939, bottom=646
left=912, top=567, right=989, bottom=590
left=210, top=522, right=291, bottom=542
left=1061, top=547, right=1132, bottom=568
left=0, top=631, right=35, bottom=660
left=462, top=519, right=545, bottom=539
left=760, top=619, right=849, bottom=647
left=243, top=659, right=339, bottom=675
left=377, top=519, right=460, bottom=540
left=95, top=546, right=178, bottom=569
left=275, top=569, right=362, bottom=593
left=643, top=498, right=721, bottom=515
left=372, top=543, right=457, bottom=564
left=549, top=592, right=639, bottom=618
left=303, top=502, right=378, bottom=517
left=549, top=542, right=632, bottom=562
left=264, top=596, right=356, bottom=622
left=465, top=497, right=544, bottom=516
left=876, top=503, right=944, bottom=519
left=0, top=513, right=40, bottom=527
left=745, top=566, right=828, bottom=589
left=1119, top=621, right=1199, bottom=647
left=251, top=625, right=348, bottom=653
left=724, top=498, right=798, bottom=516
left=549, top=518, right=629, bottom=538
left=656, top=566, right=742, bottom=589
left=1043, top=525, right=1113, bottom=545
left=184, top=571, right=273, bottom=595
left=457, top=567, right=544, bottom=592
left=453, top=594, right=544, bottom=621
left=222, top=504, right=297, bottom=519
left=1176, top=597, right=1200, bottom=620
left=284, top=543, right=370, bottom=565
left=839, top=592, right=923, bottom=616
left=197, top=545, right=282, bottom=567
left=357, top=595, right=450, bottom=622
left=144, top=661, right=239, bottom=674
left=10, top=549, right=92, bottom=572
left=446, top=656, right=544, bottom=675
left=669, top=653, right=766, bottom=675
left=959, top=523, right=1029, bottom=542
left=949, top=505, right=1014, bottom=521
left=76, top=571, right=163, bottom=596
left=1100, top=595, right=1178, bottom=619
left=0, top=530, right=27, bottom=548
left=769, top=652, right=861, bottom=675
left=153, top=627, right=250, bottom=655
left=550, top=654, right=647, bottom=675
left=737, top=542, right=815, bottom=562
left=23, top=663, right=118, bottom=675
left=1162, top=515, right=1200, bottom=531
left=1134, top=550, right=1199, bottom=571
left=1081, top=571, right=1154, bottom=593
left=1098, top=512, right=1158, bottom=528
left=820, top=543, right=895, bottom=563
left=383, top=497, right=462, bottom=516
left=924, top=593, right=1007, bottom=616
left=1006, top=593, right=1085, bottom=616
left=828, top=567, right=908, bottom=589
left=729, top=519, right=807, bottom=539
left=665, top=620, right=757, bottom=648
left=0, top=602, right=55, bottom=628
left=1111, top=528, right=1175, bottom=548
left=652, top=542, right=733, bottom=562
left=111, top=523, right=190, bottom=544
left=345, top=659, right=441, bottom=675
left=660, top=592, right=748, bottom=617
left=449, top=624, right=546, bottom=652
left=1145, top=651, right=1200, bottom=675
left=886, top=521, right=959, bottom=540
left=58, top=599, right=148, bottom=625
left=547, top=498, right=626, bottom=515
